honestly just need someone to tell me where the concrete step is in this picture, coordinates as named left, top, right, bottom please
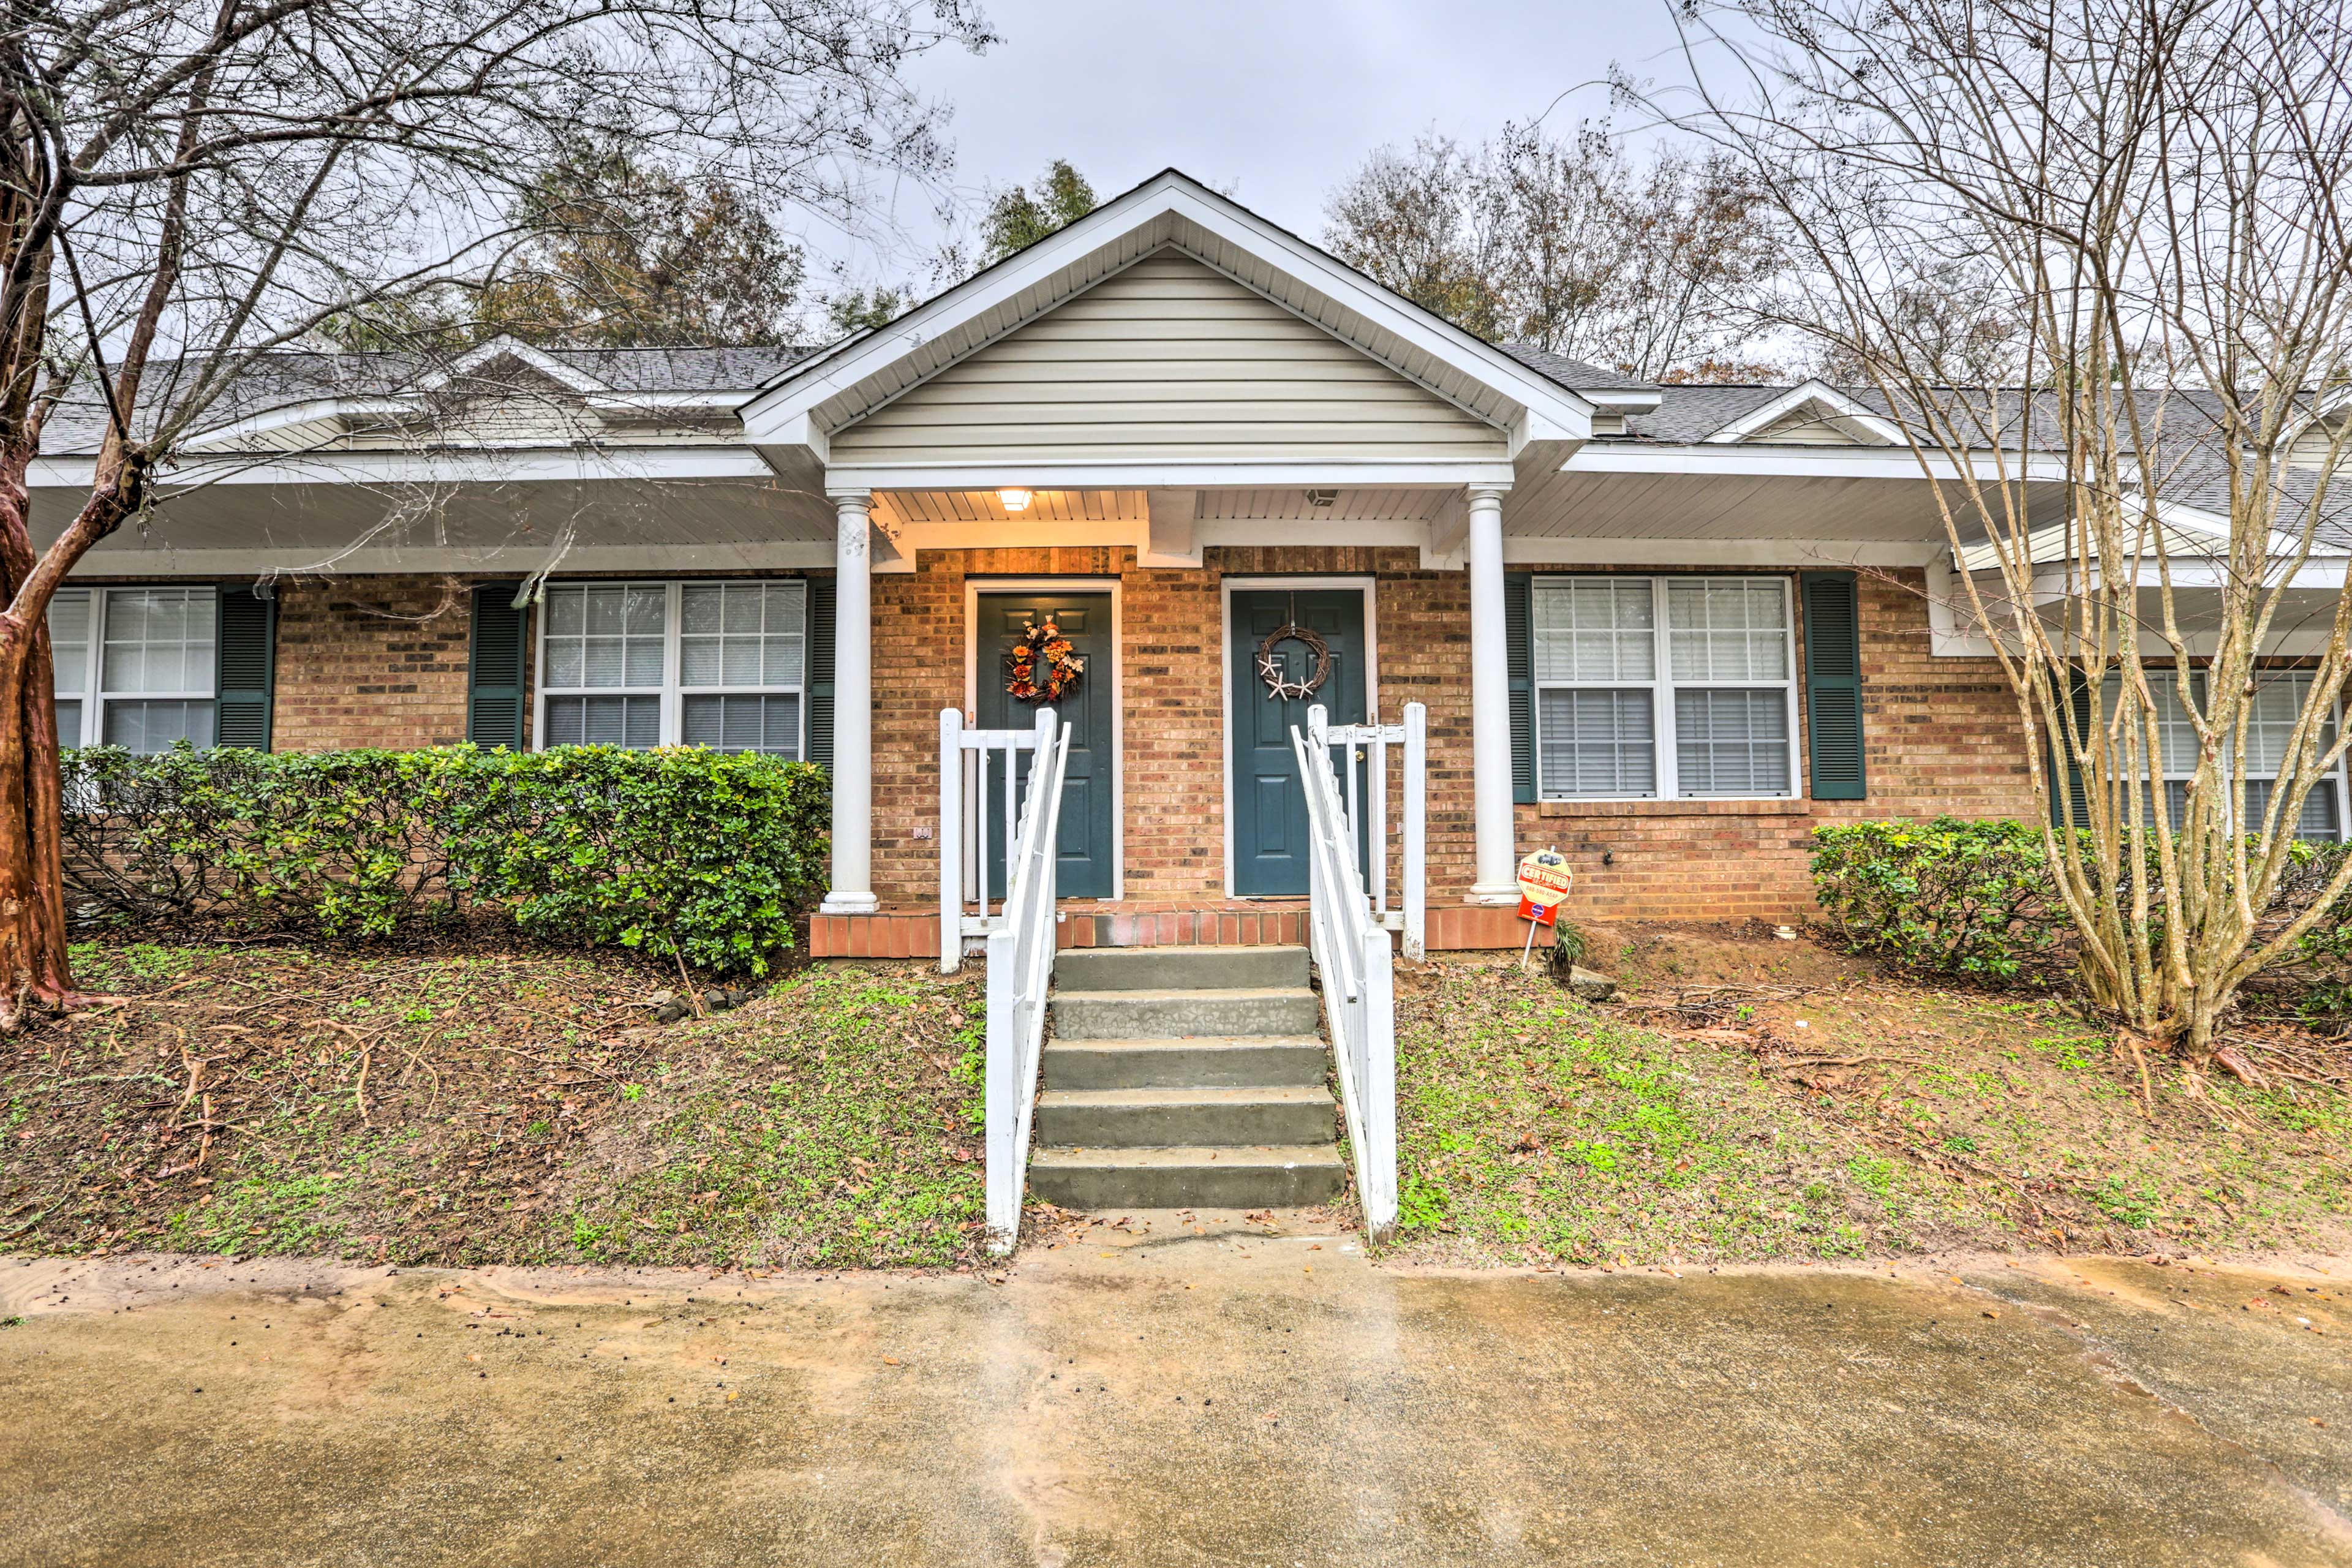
left=1034, top=1085, right=1338, bottom=1148
left=1042, top=1036, right=1329, bottom=1090
left=1028, top=1144, right=1348, bottom=1210
left=1050, top=986, right=1320, bottom=1041
left=1053, top=944, right=1308, bottom=993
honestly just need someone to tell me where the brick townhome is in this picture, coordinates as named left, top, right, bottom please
left=35, top=172, right=2349, bottom=956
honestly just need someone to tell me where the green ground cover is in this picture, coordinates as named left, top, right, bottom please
left=1384, top=932, right=2352, bottom=1266
left=1, top=942, right=987, bottom=1270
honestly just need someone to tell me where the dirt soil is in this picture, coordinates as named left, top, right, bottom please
left=1385, top=921, right=2352, bottom=1267
left=0, top=940, right=990, bottom=1270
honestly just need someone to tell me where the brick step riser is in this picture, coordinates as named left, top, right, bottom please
left=1042, top=1042, right=1329, bottom=1091
left=1050, top=992, right=1320, bottom=1041
left=1028, top=1160, right=1348, bottom=1210
left=1034, top=1100, right=1338, bottom=1148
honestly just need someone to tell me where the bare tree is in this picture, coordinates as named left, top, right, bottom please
left=1323, top=123, right=1788, bottom=380
left=1659, top=0, right=2352, bottom=1067
left=0, top=0, right=989, bottom=1023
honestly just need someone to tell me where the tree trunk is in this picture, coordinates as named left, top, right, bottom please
left=0, top=610, right=77, bottom=1024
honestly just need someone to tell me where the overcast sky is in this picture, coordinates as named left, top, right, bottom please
left=826, top=0, right=1705, bottom=284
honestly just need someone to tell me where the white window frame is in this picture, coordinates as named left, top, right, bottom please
left=533, top=578, right=809, bottom=756
left=1532, top=573, right=1800, bottom=802
left=2108, top=668, right=2349, bottom=842
left=49, top=584, right=219, bottom=752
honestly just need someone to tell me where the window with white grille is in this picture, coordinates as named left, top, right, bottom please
left=1531, top=575, right=1797, bottom=800
left=536, top=579, right=807, bottom=756
left=2101, top=669, right=2345, bottom=840
left=47, top=585, right=217, bottom=753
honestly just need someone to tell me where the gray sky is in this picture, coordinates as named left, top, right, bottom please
left=831, top=0, right=1702, bottom=282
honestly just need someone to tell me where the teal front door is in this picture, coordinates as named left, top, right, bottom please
left=976, top=591, right=1114, bottom=900
left=1230, top=588, right=1368, bottom=897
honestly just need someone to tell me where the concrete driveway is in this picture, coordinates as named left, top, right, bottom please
left=4, top=1218, right=2348, bottom=1567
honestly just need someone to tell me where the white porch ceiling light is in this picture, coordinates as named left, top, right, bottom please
left=998, top=487, right=1034, bottom=512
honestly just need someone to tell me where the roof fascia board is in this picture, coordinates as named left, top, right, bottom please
left=180, top=396, right=413, bottom=450
left=1703, top=378, right=1903, bottom=445
left=37, top=445, right=776, bottom=491
left=1564, top=443, right=2070, bottom=483
left=820, top=458, right=1515, bottom=496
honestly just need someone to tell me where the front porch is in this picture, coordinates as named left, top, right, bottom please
left=807, top=897, right=1538, bottom=959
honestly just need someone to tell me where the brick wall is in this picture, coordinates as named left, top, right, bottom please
left=271, top=574, right=478, bottom=750
left=170, top=552, right=2035, bottom=928
left=869, top=552, right=2036, bottom=924
left=1517, top=568, right=2034, bottom=920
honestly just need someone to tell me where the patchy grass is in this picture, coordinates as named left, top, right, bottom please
left=1, top=941, right=986, bottom=1270
left=1384, top=927, right=2352, bottom=1267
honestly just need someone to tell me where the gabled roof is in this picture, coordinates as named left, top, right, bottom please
left=739, top=168, right=1596, bottom=461
left=1702, top=379, right=1902, bottom=445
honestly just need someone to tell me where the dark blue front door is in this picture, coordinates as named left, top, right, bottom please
left=976, top=592, right=1114, bottom=900
left=1230, top=589, right=1367, bottom=897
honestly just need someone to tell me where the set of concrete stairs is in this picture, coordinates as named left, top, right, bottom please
left=1026, top=945, right=1348, bottom=1210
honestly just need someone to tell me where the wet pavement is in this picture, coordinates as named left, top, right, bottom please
left=3, top=1216, right=2348, bottom=1566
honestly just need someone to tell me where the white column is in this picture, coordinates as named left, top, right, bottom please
left=820, top=490, right=878, bottom=914
left=1466, top=484, right=1517, bottom=902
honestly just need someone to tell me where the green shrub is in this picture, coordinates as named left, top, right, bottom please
left=59, top=744, right=829, bottom=975
left=1809, top=816, right=2069, bottom=982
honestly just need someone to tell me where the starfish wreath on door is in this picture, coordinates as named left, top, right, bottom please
left=1256, top=622, right=1332, bottom=701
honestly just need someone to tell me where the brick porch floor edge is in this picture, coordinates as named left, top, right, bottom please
left=807, top=901, right=1533, bottom=959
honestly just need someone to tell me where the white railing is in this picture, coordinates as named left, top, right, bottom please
left=1307, top=703, right=1427, bottom=961
left=982, top=709, right=1072, bottom=1253
left=939, top=707, right=1058, bottom=974
left=1292, top=704, right=1398, bottom=1242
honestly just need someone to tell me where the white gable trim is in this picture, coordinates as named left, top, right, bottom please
left=2280, top=383, right=2352, bottom=451
left=418, top=334, right=611, bottom=395
left=1703, top=379, right=1903, bottom=446
left=739, top=170, right=1592, bottom=458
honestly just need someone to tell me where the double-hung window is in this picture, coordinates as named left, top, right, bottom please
left=47, top=585, right=218, bottom=752
left=2106, top=669, right=2345, bottom=840
left=536, top=579, right=807, bottom=756
left=1532, top=575, right=1798, bottom=800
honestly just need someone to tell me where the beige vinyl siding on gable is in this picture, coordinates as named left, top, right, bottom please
left=1748, top=405, right=1873, bottom=446
left=828, top=250, right=1506, bottom=466
left=2288, top=418, right=2350, bottom=471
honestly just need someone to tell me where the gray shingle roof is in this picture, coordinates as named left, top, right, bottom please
left=1493, top=342, right=1659, bottom=394
left=40, top=342, right=819, bottom=455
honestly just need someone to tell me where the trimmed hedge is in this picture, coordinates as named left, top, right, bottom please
left=1810, top=817, right=2068, bottom=982
left=1812, top=817, right=2352, bottom=1014
left=60, top=745, right=829, bottom=976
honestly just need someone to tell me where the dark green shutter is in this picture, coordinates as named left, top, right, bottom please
left=1800, top=571, right=1866, bottom=799
left=1506, top=571, right=1534, bottom=803
left=214, top=586, right=275, bottom=750
left=805, top=575, right=835, bottom=771
left=466, top=582, right=528, bottom=750
left=2047, top=666, right=2094, bottom=829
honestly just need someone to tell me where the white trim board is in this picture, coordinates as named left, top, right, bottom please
left=1703, top=380, right=1902, bottom=446
left=962, top=576, right=1126, bottom=902
left=69, top=542, right=835, bottom=579
left=1218, top=574, right=1381, bottom=900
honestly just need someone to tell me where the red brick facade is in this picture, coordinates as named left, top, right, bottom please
left=81, top=552, right=2039, bottom=932
left=862, top=548, right=2038, bottom=925
left=271, top=574, right=477, bottom=750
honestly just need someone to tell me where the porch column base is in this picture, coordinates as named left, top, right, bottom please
left=820, top=891, right=880, bottom=916
left=1465, top=886, right=1520, bottom=906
